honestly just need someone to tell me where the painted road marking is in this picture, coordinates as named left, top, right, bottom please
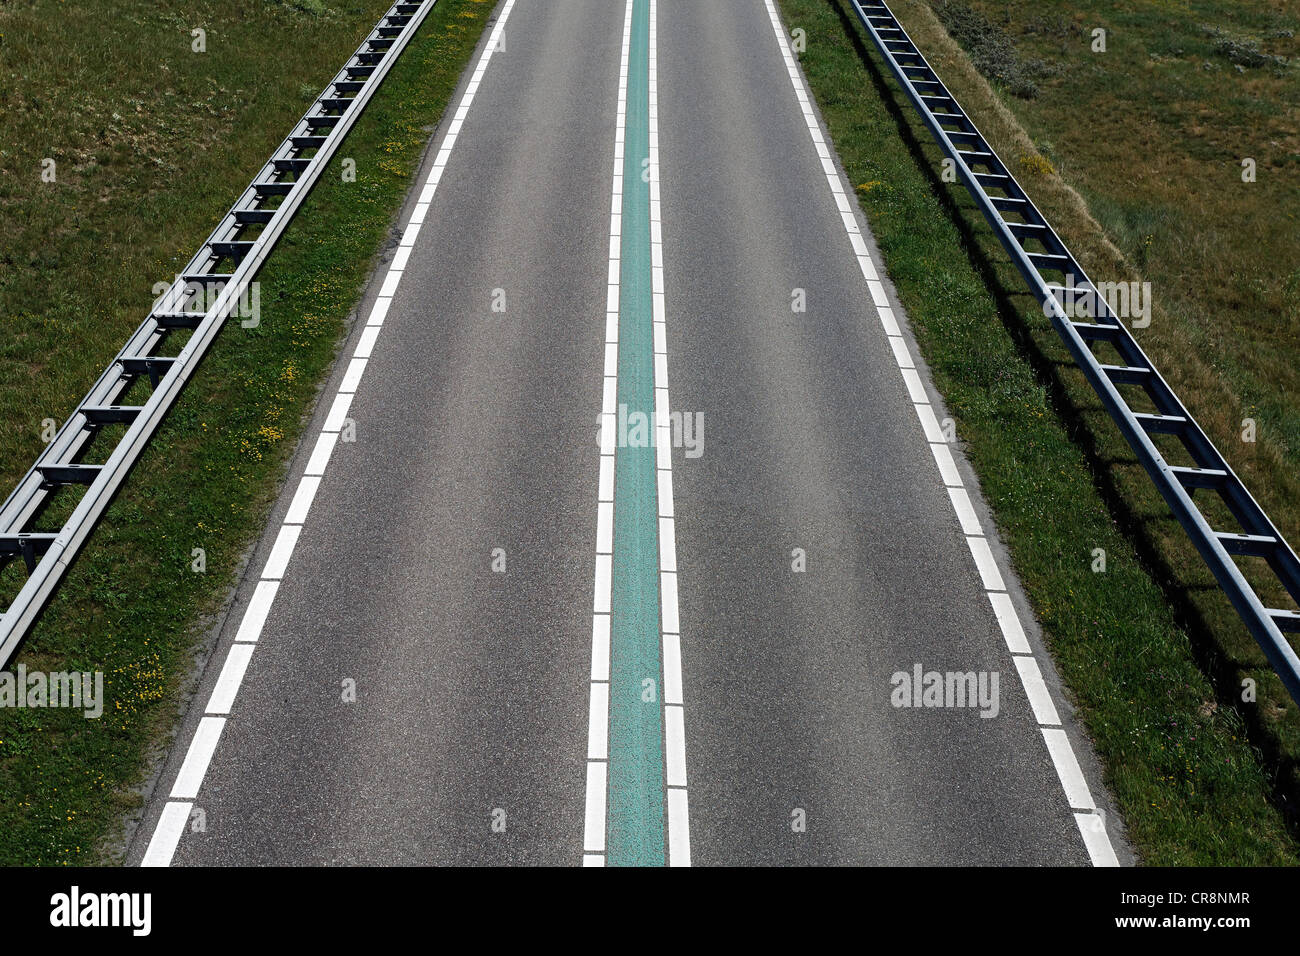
left=140, top=801, right=193, bottom=868
left=169, top=716, right=226, bottom=801
left=285, top=475, right=322, bottom=526
left=648, top=0, right=691, bottom=867
left=234, top=581, right=279, bottom=644
left=583, top=0, right=689, bottom=867
left=582, top=0, right=634, bottom=867
left=607, top=0, right=664, bottom=863
left=261, top=525, right=302, bottom=581
left=140, top=0, right=521, bottom=867
left=760, top=0, right=1120, bottom=868
left=206, top=643, right=256, bottom=716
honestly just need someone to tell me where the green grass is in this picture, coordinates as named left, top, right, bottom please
left=943, top=0, right=1300, bottom=484
left=777, top=0, right=1300, bottom=863
left=931, top=0, right=1055, bottom=98
left=928, top=0, right=1300, bottom=809
left=0, top=0, right=498, bottom=864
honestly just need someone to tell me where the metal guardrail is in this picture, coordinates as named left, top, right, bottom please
left=849, top=0, right=1300, bottom=702
left=0, top=0, right=441, bottom=666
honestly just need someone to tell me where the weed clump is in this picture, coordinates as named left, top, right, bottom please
left=1204, top=27, right=1289, bottom=71
left=1017, top=153, right=1055, bottom=177
left=932, top=0, right=1054, bottom=98
left=266, top=0, right=329, bottom=17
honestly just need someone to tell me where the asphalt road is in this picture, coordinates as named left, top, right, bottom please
left=127, top=0, right=1128, bottom=867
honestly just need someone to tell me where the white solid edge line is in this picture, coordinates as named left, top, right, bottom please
left=260, top=524, right=302, bottom=581
left=657, top=467, right=673, bottom=517
left=596, top=501, right=614, bottom=554
left=987, top=591, right=1031, bottom=655
left=664, top=704, right=687, bottom=787
left=594, top=554, right=613, bottom=614
left=378, top=268, right=403, bottom=299
left=1042, top=727, right=1096, bottom=811
left=1012, top=653, right=1061, bottom=727
left=660, top=571, right=679, bottom=634
left=368, top=296, right=393, bottom=326
left=170, top=716, right=226, bottom=800
left=888, top=335, right=914, bottom=369
left=583, top=761, right=608, bottom=853
left=965, top=535, right=1006, bottom=592
left=900, top=367, right=928, bottom=403
left=140, top=801, right=192, bottom=867
left=339, top=357, right=368, bottom=394
left=1074, top=812, right=1121, bottom=867
left=587, top=683, right=610, bottom=760
left=929, top=442, right=962, bottom=488
left=323, top=392, right=355, bottom=433
left=234, top=580, right=280, bottom=643
left=304, top=431, right=339, bottom=477
left=285, top=475, right=322, bottom=526
left=667, top=787, right=691, bottom=867
left=354, top=325, right=381, bottom=360
left=648, top=0, right=691, bottom=865
left=662, top=630, right=683, bottom=705
left=658, top=516, right=676, bottom=572
left=599, top=453, right=616, bottom=500
left=205, top=642, right=256, bottom=716
left=914, top=402, right=945, bottom=443
left=946, top=486, right=982, bottom=537
left=592, top=614, right=611, bottom=682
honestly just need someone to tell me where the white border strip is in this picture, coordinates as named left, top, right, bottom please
left=582, top=0, right=635, bottom=870
left=140, top=0, right=521, bottom=867
left=648, top=0, right=692, bottom=868
left=760, top=0, right=1118, bottom=868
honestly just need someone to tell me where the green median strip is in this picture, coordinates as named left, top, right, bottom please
left=605, top=0, right=667, bottom=868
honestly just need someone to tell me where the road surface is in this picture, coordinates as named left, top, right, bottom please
left=128, top=0, right=1127, bottom=867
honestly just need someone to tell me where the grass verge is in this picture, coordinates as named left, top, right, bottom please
left=777, top=0, right=1300, bottom=863
left=0, top=0, right=497, bottom=865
